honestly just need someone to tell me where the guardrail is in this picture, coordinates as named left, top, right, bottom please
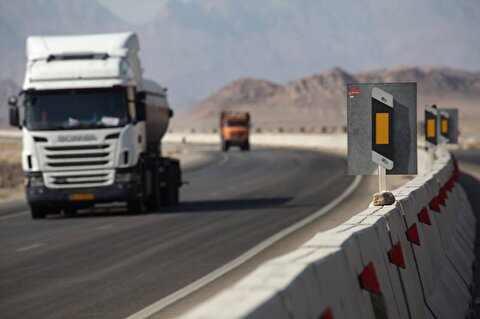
left=181, top=147, right=475, bottom=318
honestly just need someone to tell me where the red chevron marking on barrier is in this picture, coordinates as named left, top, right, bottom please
left=319, top=307, right=333, bottom=319
left=439, top=190, right=446, bottom=207
left=359, top=262, right=382, bottom=296
left=418, top=207, right=432, bottom=225
left=446, top=178, right=453, bottom=192
left=388, top=241, right=406, bottom=269
left=453, top=156, right=459, bottom=174
left=406, top=223, right=421, bottom=246
left=429, top=196, right=441, bottom=213
left=452, top=157, right=459, bottom=183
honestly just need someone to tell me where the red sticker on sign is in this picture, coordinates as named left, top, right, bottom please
left=348, top=87, right=360, bottom=97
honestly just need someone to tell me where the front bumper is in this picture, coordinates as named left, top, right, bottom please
left=26, top=182, right=141, bottom=206
left=224, top=136, right=249, bottom=145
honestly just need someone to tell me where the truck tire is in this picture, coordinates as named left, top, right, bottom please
left=169, top=164, right=180, bottom=205
left=241, top=141, right=250, bottom=151
left=30, top=205, right=47, bottom=219
left=163, top=160, right=180, bottom=206
left=222, top=141, right=229, bottom=152
left=127, top=200, right=143, bottom=214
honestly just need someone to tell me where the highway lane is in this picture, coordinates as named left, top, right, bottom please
left=0, top=144, right=353, bottom=319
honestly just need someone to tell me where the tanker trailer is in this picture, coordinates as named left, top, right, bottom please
left=7, top=32, right=181, bottom=218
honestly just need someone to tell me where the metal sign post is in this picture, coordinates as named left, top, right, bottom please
left=378, top=166, right=387, bottom=192
left=428, top=148, right=435, bottom=170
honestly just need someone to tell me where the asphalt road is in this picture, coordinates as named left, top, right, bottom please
left=0, top=144, right=353, bottom=319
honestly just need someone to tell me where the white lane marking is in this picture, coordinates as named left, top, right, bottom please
left=211, top=153, right=229, bottom=169
left=0, top=211, right=28, bottom=222
left=218, top=153, right=229, bottom=167
left=16, top=243, right=44, bottom=252
left=125, top=175, right=363, bottom=319
left=96, top=224, right=114, bottom=231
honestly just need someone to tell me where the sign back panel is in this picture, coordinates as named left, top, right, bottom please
left=442, top=108, right=459, bottom=144
left=347, top=83, right=417, bottom=175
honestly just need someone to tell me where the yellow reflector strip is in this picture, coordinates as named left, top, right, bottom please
left=427, top=119, right=436, bottom=138
left=375, top=113, right=389, bottom=145
left=441, top=119, right=448, bottom=134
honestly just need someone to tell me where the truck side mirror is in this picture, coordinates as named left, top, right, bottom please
left=168, top=109, right=174, bottom=118
left=9, top=106, right=20, bottom=128
left=8, top=95, right=18, bottom=107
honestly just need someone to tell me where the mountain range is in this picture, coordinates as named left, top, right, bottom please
left=1, top=0, right=480, bottom=111
left=172, top=66, right=480, bottom=137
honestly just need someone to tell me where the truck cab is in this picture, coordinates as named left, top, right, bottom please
left=220, top=111, right=250, bottom=151
left=8, top=32, right=181, bottom=219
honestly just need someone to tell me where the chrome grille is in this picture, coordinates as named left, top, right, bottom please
left=44, top=170, right=114, bottom=189
left=40, top=138, right=117, bottom=188
left=43, top=143, right=114, bottom=171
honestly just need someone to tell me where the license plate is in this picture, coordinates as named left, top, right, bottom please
left=70, top=193, right=95, bottom=201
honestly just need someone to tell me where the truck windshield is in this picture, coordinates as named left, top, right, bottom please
left=225, top=121, right=248, bottom=127
left=24, top=88, right=129, bottom=131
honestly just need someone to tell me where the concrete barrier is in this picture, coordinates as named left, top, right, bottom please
left=181, top=147, right=475, bottom=319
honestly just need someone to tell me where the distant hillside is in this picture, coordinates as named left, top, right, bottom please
left=173, top=66, right=480, bottom=137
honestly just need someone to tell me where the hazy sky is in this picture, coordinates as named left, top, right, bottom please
left=97, top=0, right=168, bottom=25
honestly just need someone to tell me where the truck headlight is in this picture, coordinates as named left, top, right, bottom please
left=115, top=172, right=139, bottom=183
left=27, top=175, right=44, bottom=187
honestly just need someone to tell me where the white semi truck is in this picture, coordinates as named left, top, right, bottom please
left=8, top=32, right=181, bottom=219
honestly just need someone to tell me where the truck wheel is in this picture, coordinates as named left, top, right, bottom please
left=241, top=142, right=250, bottom=151
left=127, top=200, right=143, bottom=214
left=30, top=205, right=47, bottom=219
left=222, top=141, right=229, bottom=152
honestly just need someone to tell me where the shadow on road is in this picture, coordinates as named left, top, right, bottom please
left=161, top=197, right=295, bottom=213
left=51, top=197, right=297, bottom=219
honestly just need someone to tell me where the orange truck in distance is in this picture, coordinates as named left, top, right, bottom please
left=220, top=111, right=250, bottom=151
